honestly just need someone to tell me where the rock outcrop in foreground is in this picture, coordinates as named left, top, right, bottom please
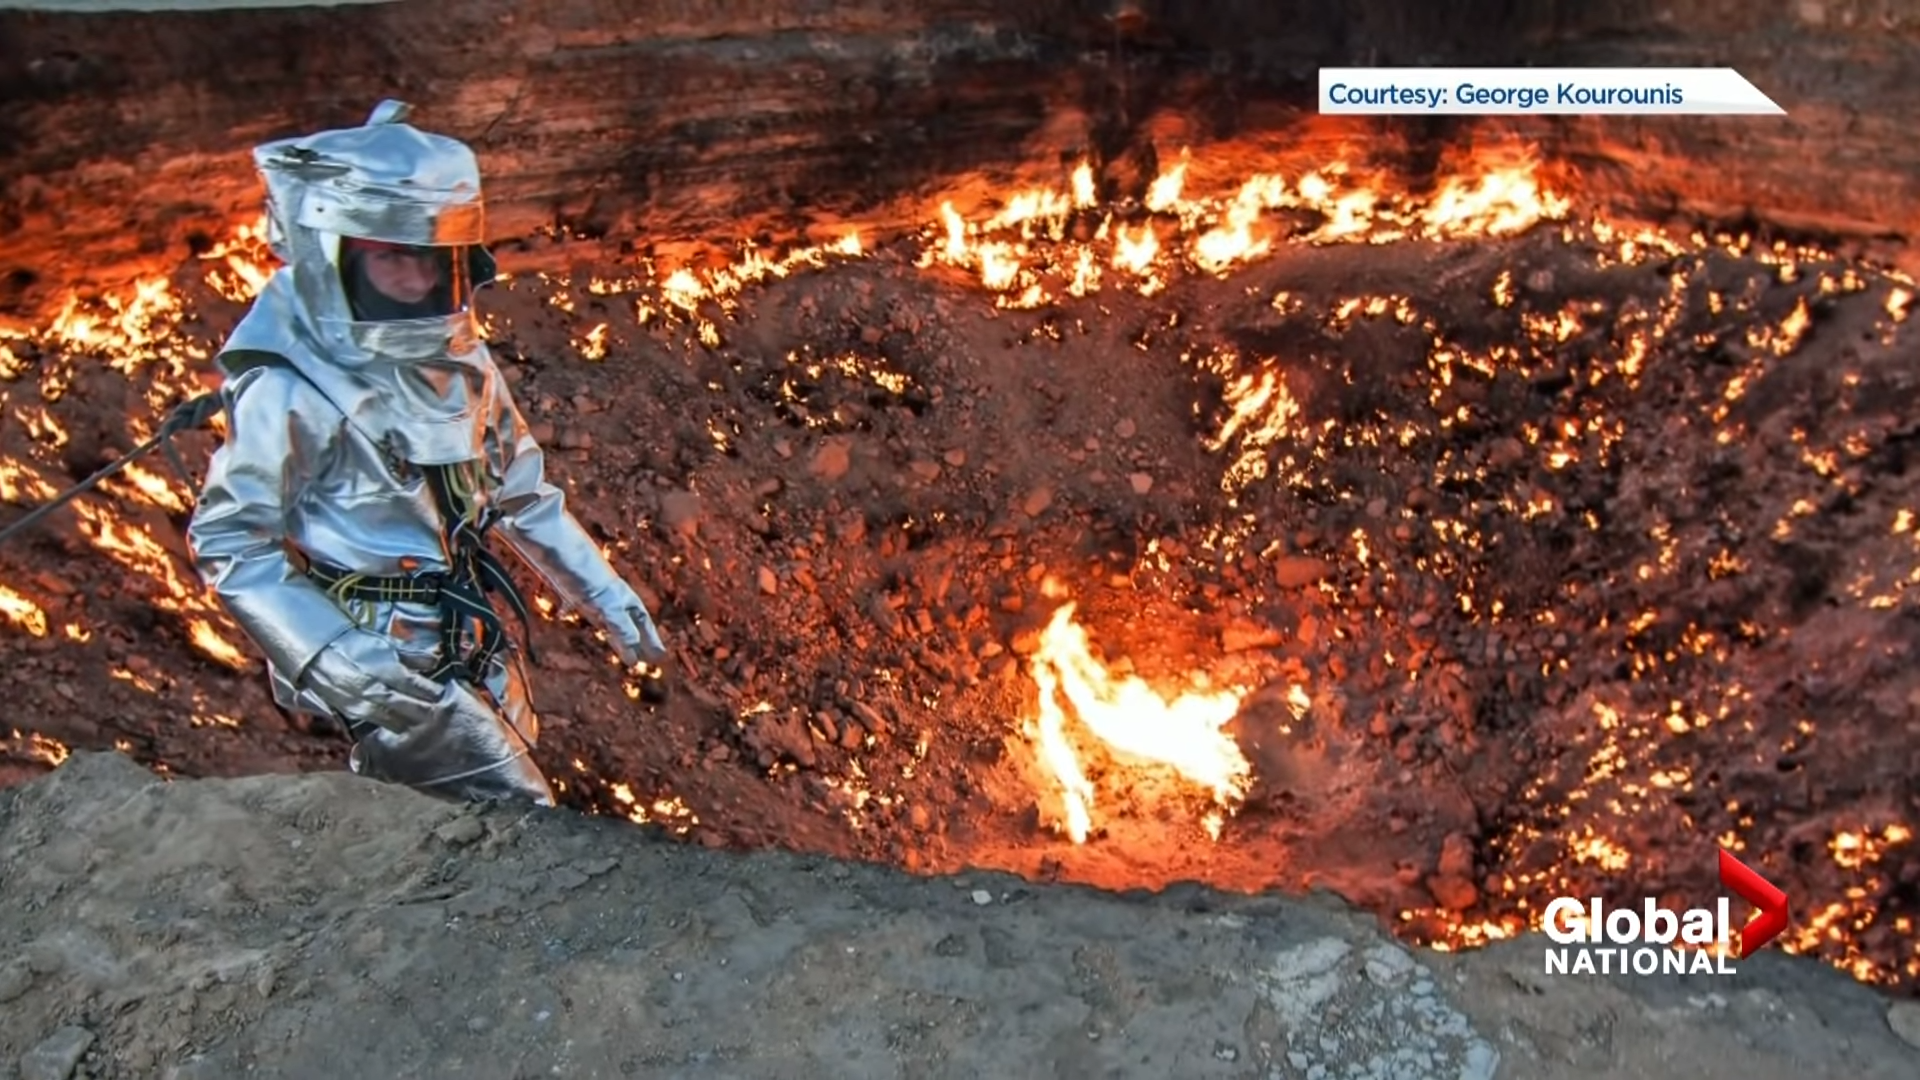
left=1, top=753, right=1916, bottom=1080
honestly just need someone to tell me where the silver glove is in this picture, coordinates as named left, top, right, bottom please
left=299, top=627, right=450, bottom=732
left=351, top=675, right=546, bottom=792
left=587, top=583, right=668, bottom=667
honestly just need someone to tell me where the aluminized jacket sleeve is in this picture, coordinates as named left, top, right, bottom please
left=488, top=383, right=633, bottom=613
left=186, top=363, right=359, bottom=679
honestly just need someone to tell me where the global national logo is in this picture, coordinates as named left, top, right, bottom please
left=1540, top=848, right=1790, bottom=975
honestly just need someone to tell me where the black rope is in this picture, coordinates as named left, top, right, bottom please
left=421, top=462, right=539, bottom=681
left=0, top=388, right=541, bottom=688
left=0, top=391, right=223, bottom=550
left=474, top=544, right=538, bottom=659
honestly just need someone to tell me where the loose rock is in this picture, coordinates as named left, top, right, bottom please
left=1888, top=999, right=1920, bottom=1050
left=809, top=439, right=851, bottom=482
left=19, top=1026, right=93, bottom=1080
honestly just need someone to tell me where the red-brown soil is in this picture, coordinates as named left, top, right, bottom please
left=2, top=186, right=1916, bottom=993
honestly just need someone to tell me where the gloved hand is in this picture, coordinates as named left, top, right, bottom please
left=298, top=627, right=450, bottom=732
left=585, top=581, right=668, bottom=667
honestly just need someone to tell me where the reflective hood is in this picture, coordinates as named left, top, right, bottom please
left=224, top=100, right=506, bottom=466
left=253, top=98, right=498, bottom=370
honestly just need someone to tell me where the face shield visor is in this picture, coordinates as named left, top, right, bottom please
left=330, top=235, right=498, bottom=323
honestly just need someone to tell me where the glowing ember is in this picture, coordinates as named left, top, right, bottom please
left=4, top=728, right=70, bottom=768
left=0, top=585, right=50, bottom=638
left=604, top=781, right=701, bottom=834
left=1199, top=350, right=1303, bottom=492
left=1026, top=596, right=1251, bottom=843
left=604, top=233, right=864, bottom=344
left=103, top=461, right=190, bottom=514
left=70, top=502, right=248, bottom=669
left=0, top=457, right=59, bottom=503
left=575, top=322, right=611, bottom=362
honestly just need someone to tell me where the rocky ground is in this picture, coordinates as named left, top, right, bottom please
left=1, top=162, right=1918, bottom=1006
left=0, top=752, right=1916, bottom=1080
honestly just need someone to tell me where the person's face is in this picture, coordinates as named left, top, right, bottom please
left=359, top=246, right=443, bottom=304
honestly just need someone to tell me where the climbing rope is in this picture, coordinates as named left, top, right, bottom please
left=0, top=391, right=224, bottom=549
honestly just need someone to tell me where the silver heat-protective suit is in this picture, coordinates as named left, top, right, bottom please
left=187, top=100, right=666, bottom=805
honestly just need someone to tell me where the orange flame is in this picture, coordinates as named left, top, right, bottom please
left=0, top=585, right=50, bottom=638
left=197, top=216, right=277, bottom=303
left=71, top=501, right=248, bottom=669
left=1026, top=597, right=1252, bottom=842
left=4, top=728, right=69, bottom=768
left=920, top=149, right=1570, bottom=309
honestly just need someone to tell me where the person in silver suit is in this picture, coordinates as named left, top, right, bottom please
left=187, top=101, right=667, bottom=805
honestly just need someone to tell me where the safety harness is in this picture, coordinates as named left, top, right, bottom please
left=302, top=458, right=539, bottom=685
left=0, top=353, right=538, bottom=688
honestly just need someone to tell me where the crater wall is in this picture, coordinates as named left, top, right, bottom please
left=2, top=0, right=1914, bottom=324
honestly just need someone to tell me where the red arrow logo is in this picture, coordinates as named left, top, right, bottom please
left=1719, top=848, right=1789, bottom=958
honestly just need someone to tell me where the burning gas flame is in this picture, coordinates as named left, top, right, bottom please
left=0, top=584, right=50, bottom=637
left=197, top=217, right=276, bottom=303
left=921, top=149, right=1571, bottom=307
left=1026, top=596, right=1252, bottom=843
left=72, top=499, right=247, bottom=669
left=1200, top=351, right=1303, bottom=491
left=573, top=233, right=865, bottom=348
left=4, top=728, right=69, bottom=768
